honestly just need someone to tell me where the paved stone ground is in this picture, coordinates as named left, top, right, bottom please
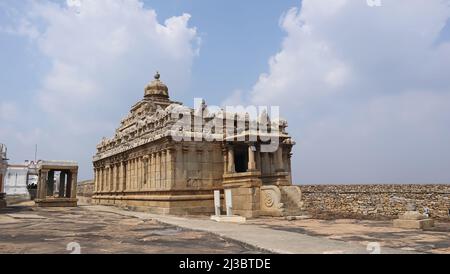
left=84, top=205, right=417, bottom=254
left=1, top=202, right=448, bottom=254
left=247, top=218, right=450, bottom=254
left=0, top=203, right=262, bottom=254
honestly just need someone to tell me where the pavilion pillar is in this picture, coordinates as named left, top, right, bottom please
left=38, top=170, right=48, bottom=199
left=47, top=170, right=55, bottom=197
left=66, top=171, right=73, bottom=198
left=70, top=170, right=77, bottom=198
left=59, top=171, right=66, bottom=198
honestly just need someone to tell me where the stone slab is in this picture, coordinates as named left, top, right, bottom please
left=210, top=215, right=247, bottom=223
left=7, top=214, right=46, bottom=219
left=286, top=215, right=312, bottom=221
left=393, top=218, right=434, bottom=229
left=35, top=199, right=78, bottom=207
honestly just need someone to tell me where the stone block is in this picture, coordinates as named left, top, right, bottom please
left=393, top=218, right=434, bottom=229
left=210, top=215, right=246, bottom=223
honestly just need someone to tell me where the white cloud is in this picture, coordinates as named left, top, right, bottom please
left=3, top=0, right=200, bottom=179
left=241, top=0, right=450, bottom=183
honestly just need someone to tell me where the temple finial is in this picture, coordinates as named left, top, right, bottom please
left=154, top=71, right=160, bottom=80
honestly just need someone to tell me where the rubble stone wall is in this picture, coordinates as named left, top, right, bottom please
left=77, top=180, right=94, bottom=204
left=301, top=184, right=450, bottom=220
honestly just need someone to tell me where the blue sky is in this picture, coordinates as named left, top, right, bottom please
left=1, top=0, right=450, bottom=184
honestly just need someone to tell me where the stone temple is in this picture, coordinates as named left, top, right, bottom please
left=93, top=72, right=303, bottom=217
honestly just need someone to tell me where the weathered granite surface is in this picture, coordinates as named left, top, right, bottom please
left=301, top=184, right=450, bottom=220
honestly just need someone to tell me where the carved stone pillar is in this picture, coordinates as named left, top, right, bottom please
left=248, top=144, right=256, bottom=171
left=116, top=163, right=121, bottom=192
left=166, top=149, right=175, bottom=189
left=122, top=161, right=127, bottom=191
left=111, top=165, right=116, bottom=192
left=130, top=160, right=134, bottom=190
left=102, top=167, right=105, bottom=192
left=150, top=153, right=155, bottom=189
left=102, top=167, right=106, bottom=192
left=134, top=158, right=138, bottom=190
left=164, top=150, right=168, bottom=189
left=156, top=152, right=161, bottom=189
left=127, top=160, right=131, bottom=190
left=134, top=159, right=138, bottom=190
left=227, top=146, right=235, bottom=173
left=275, top=146, right=284, bottom=172
left=98, top=168, right=101, bottom=192
left=136, top=158, right=140, bottom=191
left=94, top=168, right=98, bottom=192
left=223, top=148, right=227, bottom=174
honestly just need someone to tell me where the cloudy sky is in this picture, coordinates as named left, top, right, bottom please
left=1, top=0, right=450, bottom=184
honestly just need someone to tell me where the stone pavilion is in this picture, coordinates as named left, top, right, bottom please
left=35, top=160, right=79, bottom=207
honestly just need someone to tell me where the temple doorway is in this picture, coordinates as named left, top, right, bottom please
left=234, top=146, right=248, bottom=173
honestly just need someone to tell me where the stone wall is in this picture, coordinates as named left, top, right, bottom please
left=76, top=181, right=450, bottom=220
left=77, top=180, right=94, bottom=204
left=301, top=184, right=450, bottom=220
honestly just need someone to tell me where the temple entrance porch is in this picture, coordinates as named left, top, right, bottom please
left=222, top=140, right=302, bottom=218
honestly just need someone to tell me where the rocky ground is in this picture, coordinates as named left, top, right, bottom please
left=0, top=202, right=262, bottom=254
left=247, top=217, right=450, bottom=254
left=1, top=202, right=449, bottom=254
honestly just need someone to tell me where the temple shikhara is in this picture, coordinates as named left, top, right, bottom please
left=93, top=72, right=303, bottom=217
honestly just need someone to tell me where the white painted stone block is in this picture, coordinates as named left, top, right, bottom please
left=225, top=189, right=233, bottom=216
left=214, top=190, right=221, bottom=216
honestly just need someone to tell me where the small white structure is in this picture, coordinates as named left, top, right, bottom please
left=214, top=190, right=221, bottom=216
left=4, top=161, right=39, bottom=201
left=210, top=189, right=246, bottom=223
left=5, top=164, right=30, bottom=197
